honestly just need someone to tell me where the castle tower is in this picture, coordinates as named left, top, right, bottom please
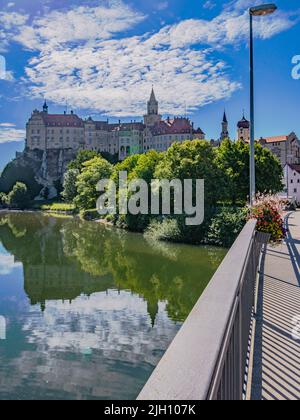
left=220, top=110, right=229, bottom=141
left=237, top=112, right=250, bottom=142
left=148, top=88, right=158, bottom=115
left=144, top=88, right=161, bottom=127
left=43, top=100, right=48, bottom=114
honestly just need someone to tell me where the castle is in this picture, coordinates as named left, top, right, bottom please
left=24, top=90, right=299, bottom=199
left=26, top=89, right=205, bottom=160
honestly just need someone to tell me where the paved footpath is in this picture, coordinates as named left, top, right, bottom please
left=249, top=211, right=300, bottom=400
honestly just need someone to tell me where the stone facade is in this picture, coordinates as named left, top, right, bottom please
left=258, top=133, right=300, bottom=167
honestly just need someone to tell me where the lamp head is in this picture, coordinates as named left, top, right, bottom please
left=250, top=3, right=277, bottom=16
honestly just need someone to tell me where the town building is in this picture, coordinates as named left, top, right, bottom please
left=283, top=164, right=300, bottom=203
left=26, top=90, right=205, bottom=161
left=258, top=133, right=300, bottom=167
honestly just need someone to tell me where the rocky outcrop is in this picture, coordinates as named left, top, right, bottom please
left=0, top=148, right=77, bottom=199
left=33, top=148, right=77, bottom=198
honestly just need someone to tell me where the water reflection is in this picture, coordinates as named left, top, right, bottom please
left=0, top=212, right=226, bottom=400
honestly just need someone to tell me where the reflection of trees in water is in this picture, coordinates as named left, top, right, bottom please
left=0, top=213, right=226, bottom=323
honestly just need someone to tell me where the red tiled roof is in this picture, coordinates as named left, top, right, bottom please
left=42, top=113, right=84, bottom=127
left=261, top=135, right=289, bottom=143
left=151, top=118, right=193, bottom=136
left=288, top=164, right=300, bottom=173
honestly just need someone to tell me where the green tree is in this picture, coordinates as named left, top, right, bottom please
left=215, top=140, right=283, bottom=204
left=111, top=151, right=161, bottom=231
left=62, top=168, right=80, bottom=202
left=155, top=140, right=224, bottom=207
left=148, top=140, right=225, bottom=244
left=74, top=157, right=113, bottom=210
left=68, top=150, right=100, bottom=171
left=255, top=145, right=283, bottom=194
left=7, top=182, right=31, bottom=209
left=0, top=160, right=42, bottom=199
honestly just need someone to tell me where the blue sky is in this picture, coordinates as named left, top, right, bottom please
left=0, top=0, right=299, bottom=169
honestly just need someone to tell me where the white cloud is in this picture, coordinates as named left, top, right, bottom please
left=0, top=253, right=22, bottom=274
left=0, top=123, right=15, bottom=127
left=0, top=1, right=298, bottom=116
left=15, top=2, right=240, bottom=116
left=154, top=4, right=299, bottom=49
left=0, top=123, right=25, bottom=143
left=203, top=1, right=216, bottom=10
left=24, top=34, right=239, bottom=116
left=0, top=11, right=28, bottom=51
left=14, top=3, right=146, bottom=50
left=2, top=70, right=15, bottom=82
left=156, top=2, right=169, bottom=11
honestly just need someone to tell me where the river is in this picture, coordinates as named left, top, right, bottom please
left=0, top=212, right=226, bottom=400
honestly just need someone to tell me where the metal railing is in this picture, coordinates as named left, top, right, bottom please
left=138, top=220, right=267, bottom=401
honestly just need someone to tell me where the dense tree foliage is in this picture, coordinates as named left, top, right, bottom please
left=74, top=157, right=113, bottom=210
left=0, top=160, right=42, bottom=199
left=215, top=140, right=283, bottom=204
left=155, top=140, right=225, bottom=207
left=67, top=150, right=100, bottom=171
left=60, top=140, right=284, bottom=244
left=62, top=168, right=80, bottom=202
left=6, top=182, right=31, bottom=209
left=111, top=151, right=161, bottom=231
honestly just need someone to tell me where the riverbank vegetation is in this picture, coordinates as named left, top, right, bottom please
left=0, top=139, right=284, bottom=247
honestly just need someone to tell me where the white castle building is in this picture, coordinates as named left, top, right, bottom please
left=26, top=89, right=205, bottom=161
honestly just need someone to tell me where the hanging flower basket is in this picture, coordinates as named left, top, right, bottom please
left=249, top=194, right=286, bottom=243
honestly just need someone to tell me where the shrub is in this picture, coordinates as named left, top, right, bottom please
left=7, top=182, right=31, bottom=209
left=0, top=192, right=7, bottom=208
left=144, top=218, right=182, bottom=242
left=250, top=194, right=286, bottom=242
left=206, top=207, right=248, bottom=247
left=40, top=202, right=76, bottom=213
left=80, top=209, right=99, bottom=221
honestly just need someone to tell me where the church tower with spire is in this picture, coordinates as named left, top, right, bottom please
left=144, top=88, right=161, bottom=127
left=220, top=110, right=229, bottom=141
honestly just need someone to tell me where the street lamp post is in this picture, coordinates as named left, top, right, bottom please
left=249, top=3, right=277, bottom=206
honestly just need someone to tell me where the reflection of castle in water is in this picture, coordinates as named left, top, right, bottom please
left=0, top=212, right=225, bottom=324
left=24, top=265, right=113, bottom=311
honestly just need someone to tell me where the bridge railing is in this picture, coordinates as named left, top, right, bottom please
left=138, top=219, right=266, bottom=401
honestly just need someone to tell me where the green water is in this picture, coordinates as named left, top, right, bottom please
left=0, top=212, right=226, bottom=400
